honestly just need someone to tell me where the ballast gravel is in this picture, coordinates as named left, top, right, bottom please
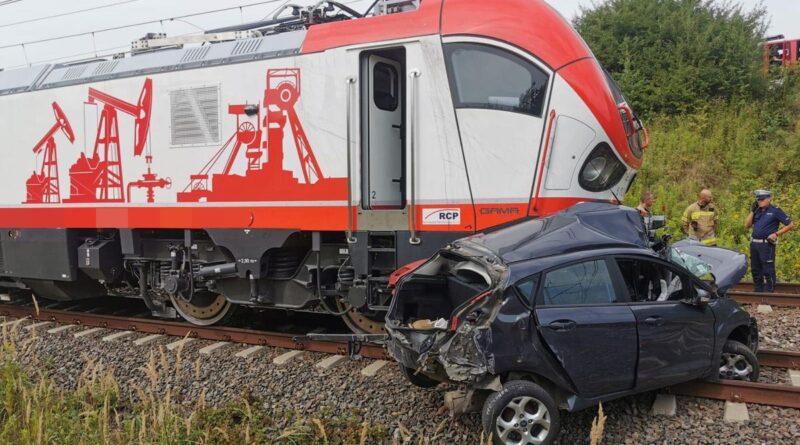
left=6, top=321, right=800, bottom=444
left=744, top=305, right=800, bottom=351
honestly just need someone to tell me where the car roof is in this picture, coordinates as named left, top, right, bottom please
left=506, top=247, right=659, bottom=283
left=459, top=202, right=651, bottom=264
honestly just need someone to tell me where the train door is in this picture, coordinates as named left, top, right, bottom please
left=361, top=49, right=406, bottom=210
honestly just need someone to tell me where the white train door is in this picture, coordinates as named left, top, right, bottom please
left=362, top=52, right=405, bottom=210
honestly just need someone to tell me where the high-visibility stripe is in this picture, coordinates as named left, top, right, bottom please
left=701, top=238, right=717, bottom=246
left=690, top=211, right=716, bottom=220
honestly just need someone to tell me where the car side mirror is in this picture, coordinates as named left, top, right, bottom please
left=646, top=215, right=666, bottom=231
left=684, top=287, right=711, bottom=306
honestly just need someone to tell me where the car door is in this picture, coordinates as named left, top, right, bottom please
left=615, top=256, right=715, bottom=390
left=534, top=258, right=637, bottom=397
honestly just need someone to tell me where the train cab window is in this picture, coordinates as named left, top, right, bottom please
left=373, top=62, right=399, bottom=111
left=444, top=43, right=549, bottom=117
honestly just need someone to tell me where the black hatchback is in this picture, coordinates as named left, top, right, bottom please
left=385, top=203, right=759, bottom=445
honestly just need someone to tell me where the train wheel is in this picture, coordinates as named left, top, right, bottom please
left=170, top=291, right=234, bottom=326
left=337, top=302, right=386, bottom=334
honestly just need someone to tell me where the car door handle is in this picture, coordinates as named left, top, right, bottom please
left=547, top=320, right=577, bottom=332
left=644, top=316, right=666, bottom=327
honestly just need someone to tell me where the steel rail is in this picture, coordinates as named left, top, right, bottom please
left=729, top=291, right=800, bottom=307
left=0, top=304, right=389, bottom=360
left=731, top=282, right=800, bottom=295
left=757, top=349, right=800, bottom=369
left=669, top=380, right=800, bottom=409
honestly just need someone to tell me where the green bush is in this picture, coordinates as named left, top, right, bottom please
left=575, top=0, right=768, bottom=116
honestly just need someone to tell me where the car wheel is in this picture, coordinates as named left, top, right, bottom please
left=399, top=364, right=440, bottom=389
left=719, top=340, right=759, bottom=382
left=482, top=380, right=560, bottom=445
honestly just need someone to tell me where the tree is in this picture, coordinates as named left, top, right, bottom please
left=575, top=0, right=768, bottom=116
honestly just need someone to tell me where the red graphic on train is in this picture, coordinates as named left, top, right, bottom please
left=64, top=78, right=168, bottom=203
left=177, top=68, right=347, bottom=202
left=25, top=102, right=76, bottom=204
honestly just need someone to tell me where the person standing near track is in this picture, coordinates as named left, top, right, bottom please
left=681, top=189, right=719, bottom=246
left=745, top=190, right=795, bottom=293
left=637, top=191, right=655, bottom=218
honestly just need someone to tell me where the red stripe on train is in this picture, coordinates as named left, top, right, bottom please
left=0, top=197, right=608, bottom=231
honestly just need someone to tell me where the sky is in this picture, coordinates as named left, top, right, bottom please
left=0, top=0, right=798, bottom=70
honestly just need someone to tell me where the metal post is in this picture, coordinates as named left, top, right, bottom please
left=408, top=69, right=422, bottom=245
left=345, top=76, right=358, bottom=244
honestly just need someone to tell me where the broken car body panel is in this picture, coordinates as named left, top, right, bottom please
left=386, top=203, right=757, bottom=412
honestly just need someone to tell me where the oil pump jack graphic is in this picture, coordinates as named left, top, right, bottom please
left=65, top=78, right=169, bottom=203
left=177, top=68, right=347, bottom=202
left=24, top=102, right=75, bottom=204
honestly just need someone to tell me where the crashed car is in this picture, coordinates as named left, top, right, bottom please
left=386, top=203, right=758, bottom=445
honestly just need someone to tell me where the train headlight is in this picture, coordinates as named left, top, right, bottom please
left=579, top=143, right=627, bottom=192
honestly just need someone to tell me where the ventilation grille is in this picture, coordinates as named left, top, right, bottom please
left=0, top=241, right=4, bottom=273
left=63, top=65, right=88, bottom=81
left=93, top=60, right=120, bottom=76
left=170, top=85, right=220, bottom=146
left=181, top=46, right=210, bottom=63
left=232, top=38, right=263, bottom=56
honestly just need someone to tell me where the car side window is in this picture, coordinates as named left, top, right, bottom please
left=515, top=275, right=540, bottom=306
left=539, top=260, right=618, bottom=306
left=616, top=258, right=687, bottom=302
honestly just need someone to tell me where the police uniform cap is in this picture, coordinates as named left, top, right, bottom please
left=755, top=190, right=773, bottom=199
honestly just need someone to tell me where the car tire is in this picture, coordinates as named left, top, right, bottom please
left=399, top=364, right=440, bottom=389
left=719, top=340, right=760, bottom=382
left=482, top=380, right=560, bottom=445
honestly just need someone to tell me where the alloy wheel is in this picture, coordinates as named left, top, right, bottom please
left=719, top=352, right=754, bottom=380
left=494, top=396, right=551, bottom=445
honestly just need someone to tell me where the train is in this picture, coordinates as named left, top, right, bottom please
left=765, top=35, right=800, bottom=69
left=0, top=0, right=648, bottom=333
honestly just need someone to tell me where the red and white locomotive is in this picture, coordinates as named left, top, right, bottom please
left=0, top=0, right=647, bottom=332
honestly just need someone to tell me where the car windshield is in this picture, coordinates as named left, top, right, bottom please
left=667, top=247, right=713, bottom=279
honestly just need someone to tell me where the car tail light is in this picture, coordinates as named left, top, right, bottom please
left=450, top=290, right=493, bottom=331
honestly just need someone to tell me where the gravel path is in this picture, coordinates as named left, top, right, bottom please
left=5, top=320, right=800, bottom=444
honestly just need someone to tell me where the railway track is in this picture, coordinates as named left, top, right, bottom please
left=0, top=302, right=389, bottom=360
left=1, top=300, right=798, bottom=410
left=668, top=349, right=800, bottom=409
left=729, top=282, right=800, bottom=307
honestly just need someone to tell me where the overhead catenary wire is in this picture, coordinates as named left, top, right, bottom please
left=0, top=0, right=141, bottom=29
left=0, top=0, right=286, bottom=51
left=2, top=0, right=374, bottom=69
left=0, top=0, right=22, bottom=7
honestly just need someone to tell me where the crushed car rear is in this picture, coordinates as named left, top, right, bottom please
left=385, top=242, right=510, bottom=385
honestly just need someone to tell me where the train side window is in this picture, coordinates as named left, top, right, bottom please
left=444, top=43, right=549, bottom=117
left=373, top=62, right=399, bottom=112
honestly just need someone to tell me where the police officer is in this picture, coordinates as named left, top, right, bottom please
left=681, top=189, right=719, bottom=246
left=745, top=190, right=795, bottom=293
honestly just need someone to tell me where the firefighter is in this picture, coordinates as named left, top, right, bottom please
left=637, top=191, right=655, bottom=217
left=681, top=189, right=719, bottom=246
left=745, top=190, right=795, bottom=293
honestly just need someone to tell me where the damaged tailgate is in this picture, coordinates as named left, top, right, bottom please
left=385, top=246, right=507, bottom=383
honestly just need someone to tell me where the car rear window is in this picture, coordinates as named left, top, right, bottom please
left=540, top=260, right=617, bottom=306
